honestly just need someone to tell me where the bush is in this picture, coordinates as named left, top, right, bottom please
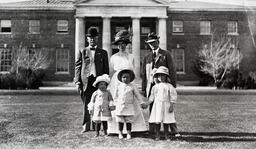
left=0, top=73, right=16, bottom=89
left=0, top=67, right=45, bottom=89
left=192, top=59, right=214, bottom=86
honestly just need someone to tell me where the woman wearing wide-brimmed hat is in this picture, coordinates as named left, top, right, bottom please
left=108, top=30, right=148, bottom=134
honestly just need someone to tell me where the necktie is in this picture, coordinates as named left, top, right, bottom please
left=152, top=52, right=156, bottom=69
left=90, top=47, right=95, bottom=51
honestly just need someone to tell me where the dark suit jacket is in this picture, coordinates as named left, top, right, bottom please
left=74, top=46, right=109, bottom=91
left=142, top=48, right=176, bottom=97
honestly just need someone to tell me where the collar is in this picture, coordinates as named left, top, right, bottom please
left=88, top=45, right=97, bottom=49
left=152, top=48, right=160, bottom=55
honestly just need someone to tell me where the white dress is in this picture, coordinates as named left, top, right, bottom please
left=148, top=82, right=177, bottom=124
left=108, top=51, right=148, bottom=133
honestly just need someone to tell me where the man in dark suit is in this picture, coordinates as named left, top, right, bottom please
left=142, top=32, right=177, bottom=133
left=74, top=27, right=109, bottom=133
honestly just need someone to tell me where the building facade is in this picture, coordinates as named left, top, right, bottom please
left=0, top=0, right=255, bottom=85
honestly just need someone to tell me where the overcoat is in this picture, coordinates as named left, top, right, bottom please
left=74, top=47, right=109, bottom=91
left=142, top=48, right=176, bottom=97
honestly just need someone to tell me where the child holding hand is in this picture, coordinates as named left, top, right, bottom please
left=144, top=66, right=180, bottom=141
left=114, top=69, right=146, bottom=140
left=88, top=74, right=115, bottom=137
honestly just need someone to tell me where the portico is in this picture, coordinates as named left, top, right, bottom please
left=74, top=0, right=168, bottom=78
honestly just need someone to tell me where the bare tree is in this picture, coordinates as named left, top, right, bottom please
left=198, top=34, right=243, bottom=85
left=12, top=43, right=52, bottom=74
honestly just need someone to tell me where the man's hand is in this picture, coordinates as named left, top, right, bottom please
left=76, top=84, right=82, bottom=93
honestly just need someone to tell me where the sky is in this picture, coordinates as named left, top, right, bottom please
left=0, top=0, right=254, bottom=5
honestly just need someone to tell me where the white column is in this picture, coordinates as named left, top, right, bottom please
left=75, top=17, right=85, bottom=60
left=102, top=16, right=112, bottom=59
left=158, top=16, right=168, bottom=50
left=132, top=17, right=141, bottom=78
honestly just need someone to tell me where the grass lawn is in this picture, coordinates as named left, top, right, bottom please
left=0, top=94, right=256, bottom=149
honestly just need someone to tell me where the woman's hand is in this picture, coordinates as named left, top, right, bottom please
left=169, top=103, right=174, bottom=113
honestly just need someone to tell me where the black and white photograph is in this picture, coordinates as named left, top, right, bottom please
left=0, top=0, right=256, bottom=148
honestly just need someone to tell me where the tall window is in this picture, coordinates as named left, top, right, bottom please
left=0, top=48, right=12, bottom=72
left=173, top=49, right=185, bottom=73
left=56, top=49, right=69, bottom=73
left=0, top=20, right=11, bottom=33
left=57, top=20, right=68, bottom=33
left=29, top=20, right=40, bottom=33
left=141, top=27, right=150, bottom=35
left=200, top=21, right=211, bottom=35
left=228, top=21, right=238, bottom=35
left=172, top=21, right=183, bottom=33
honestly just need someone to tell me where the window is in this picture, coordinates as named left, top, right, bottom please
left=200, top=21, right=211, bottom=35
left=57, top=20, right=68, bottom=33
left=141, top=27, right=150, bottom=34
left=173, top=49, right=185, bottom=73
left=56, top=49, right=69, bottom=73
left=228, top=21, right=238, bottom=35
left=0, top=48, right=12, bottom=72
left=115, top=26, right=125, bottom=33
left=29, top=20, right=40, bottom=33
left=172, top=21, right=183, bottom=33
left=0, top=20, right=11, bottom=33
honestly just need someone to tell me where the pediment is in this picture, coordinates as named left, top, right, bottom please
left=75, top=0, right=169, bottom=6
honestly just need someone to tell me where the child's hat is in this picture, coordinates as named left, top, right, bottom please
left=153, top=66, right=170, bottom=77
left=117, top=69, right=135, bottom=82
left=93, top=74, right=110, bottom=87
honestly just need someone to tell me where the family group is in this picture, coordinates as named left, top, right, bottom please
left=74, top=27, right=180, bottom=141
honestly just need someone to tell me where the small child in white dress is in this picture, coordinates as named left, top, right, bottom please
left=144, top=66, right=181, bottom=141
left=114, top=69, right=146, bottom=140
left=88, top=74, right=115, bottom=137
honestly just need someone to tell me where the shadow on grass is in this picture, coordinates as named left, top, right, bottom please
left=179, top=132, right=256, bottom=142
left=124, top=131, right=256, bottom=142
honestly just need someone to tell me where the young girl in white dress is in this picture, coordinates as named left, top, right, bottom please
left=144, top=66, right=181, bottom=141
left=88, top=74, right=115, bottom=137
left=108, top=30, right=148, bottom=134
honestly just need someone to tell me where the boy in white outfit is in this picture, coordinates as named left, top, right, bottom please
left=114, top=69, right=146, bottom=140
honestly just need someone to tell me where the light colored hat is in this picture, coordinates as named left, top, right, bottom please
left=117, top=69, right=135, bottom=82
left=93, top=74, right=110, bottom=87
left=153, top=66, right=170, bottom=77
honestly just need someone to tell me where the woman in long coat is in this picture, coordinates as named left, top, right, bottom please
left=108, top=30, right=148, bottom=134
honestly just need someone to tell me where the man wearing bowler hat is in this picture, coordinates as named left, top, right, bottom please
left=74, top=27, right=109, bottom=133
left=142, top=32, right=176, bottom=133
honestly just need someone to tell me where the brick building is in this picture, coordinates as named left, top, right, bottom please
left=0, top=0, right=255, bottom=86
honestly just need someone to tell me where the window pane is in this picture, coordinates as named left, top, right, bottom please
left=141, top=27, right=150, bottom=34
left=29, top=20, right=40, bottom=33
left=173, top=49, right=185, bottom=73
left=1, top=20, right=11, bottom=33
left=115, top=26, right=125, bottom=33
left=228, top=21, right=238, bottom=34
left=200, top=21, right=211, bottom=34
left=56, top=49, right=69, bottom=73
left=173, top=21, right=183, bottom=32
left=1, top=20, right=11, bottom=27
left=57, top=20, right=68, bottom=32
left=0, top=48, right=12, bottom=72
